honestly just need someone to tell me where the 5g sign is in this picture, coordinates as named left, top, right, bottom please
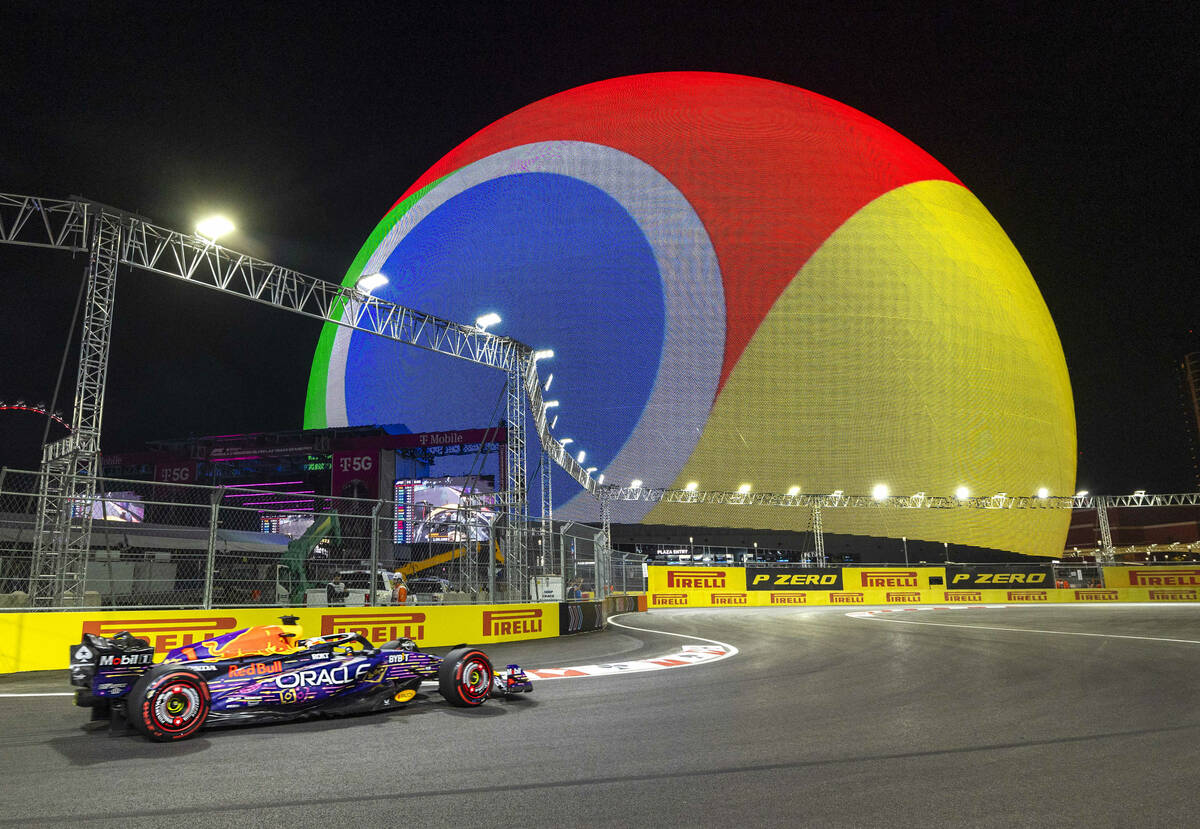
left=156, top=462, right=196, bottom=483
left=338, top=455, right=374, bottom=473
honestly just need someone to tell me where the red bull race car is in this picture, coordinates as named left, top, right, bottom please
left=68, top=616, right=532, bottom=741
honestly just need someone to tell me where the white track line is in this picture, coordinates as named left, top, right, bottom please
left=0, top=692, right=73, bottom=698
left=852, top=606, right=1200, bottom=645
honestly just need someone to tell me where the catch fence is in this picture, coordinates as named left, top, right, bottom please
left=0, top=469, right=645, bottom=610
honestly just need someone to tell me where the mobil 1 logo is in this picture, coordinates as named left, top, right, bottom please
left=747, top=566, right=843, bottom=591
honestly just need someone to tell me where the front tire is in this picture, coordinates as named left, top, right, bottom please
left=438, top=648, right=493, bottom=707
left=129, top=669, right=211, bottom=741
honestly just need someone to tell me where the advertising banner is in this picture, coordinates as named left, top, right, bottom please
left=559, top=601, right=604, bottom=634
left=746, top=566, right=842, bottom=590
left=945, top=565, right=1053, bottom=590
left=1103, top=567, right=1200, bottom=591
left=1, top=603, right=559, bottom=674
left=154, top=461, right=198, bottom=484
left=647, top=567, right=747, bottom=608
left=331, top=450, right=379, bottom=499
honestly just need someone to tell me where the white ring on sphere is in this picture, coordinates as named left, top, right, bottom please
left=328, top=141, right=725, bottom=519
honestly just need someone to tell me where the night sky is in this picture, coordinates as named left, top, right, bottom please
left=1, top=3, right=1196, bottom=494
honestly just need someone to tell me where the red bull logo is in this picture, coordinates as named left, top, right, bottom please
left=228, top=660, right=282, bottom=678
left=652, top=594, right=688, bottom=606
left=886, top=591, right=921, bottom=603
left=81, top=616, right=238, bottom=652
left=770, top=593, right=806, bottom=605
left=666, top=569, right=727, bottom=589
left=862, top=570, right=919, bottom=588
left=482, top=608, right=543, bottom=637
left=196, top=626, right=298, bottom=660
left=711, top=593, right=747, bottom=606
left=1129, top=569, right=1200, bottom=587
left=321, top=612, right=426, bottom=644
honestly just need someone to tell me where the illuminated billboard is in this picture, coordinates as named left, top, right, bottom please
left=395, top=477, right=496, bottom=544
left=75, top=491, right=144, bottom=523
left=307, top=72, right=1075, bottom=556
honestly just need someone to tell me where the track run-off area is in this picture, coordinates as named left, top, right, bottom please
left=1, top=605, right=1197, bottom=828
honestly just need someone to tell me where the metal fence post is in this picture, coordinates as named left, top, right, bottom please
left=202, top=486, right=224, bottom=610
left=488, top=515, right=498, bottom=601
left=368, top=499, right=384, bottom=606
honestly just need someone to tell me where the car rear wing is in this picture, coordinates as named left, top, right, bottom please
left=69, top=631, right=156, bottom=690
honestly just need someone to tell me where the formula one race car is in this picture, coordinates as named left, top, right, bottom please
left=68, top=616, right=532, bottom=741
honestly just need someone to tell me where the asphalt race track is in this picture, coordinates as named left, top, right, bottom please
left=2, top=605, right=1198, bottom=828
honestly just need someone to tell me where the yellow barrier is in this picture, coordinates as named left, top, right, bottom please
left=0, top=603, right=559, bottom=674
left=647, top=566, right=1199, bottom=608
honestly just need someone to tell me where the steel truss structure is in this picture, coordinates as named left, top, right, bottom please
left=0, top=192, right=592, bottom=604
left=4, top=192, right=1199, bottom=601
left=593, top=487, right=1200, bottom=564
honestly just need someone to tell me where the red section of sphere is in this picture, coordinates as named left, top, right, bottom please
left=396, top=72, right=959, bottom=390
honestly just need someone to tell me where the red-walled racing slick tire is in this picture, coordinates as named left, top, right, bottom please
left=438, top=648, right=494, bottom=707
left=129, top=669, right=211, bottom=742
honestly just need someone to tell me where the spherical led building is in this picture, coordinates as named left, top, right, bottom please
left=306, top=72, right=1075, bottom=557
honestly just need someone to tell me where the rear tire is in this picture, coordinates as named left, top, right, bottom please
left=128, top=669, right=211, bottom=741
left=438, top=648, right=493, bottom=707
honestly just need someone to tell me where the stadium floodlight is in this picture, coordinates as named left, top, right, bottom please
left=543, top=400, right=559, bottom=409
left=532, top=349, right=554, bottom=363
left=1133, top=489, right=1146, bottom=496
left=872, top=483, right=889, bottom=501
left=630, top=479, right=643, bottom=489
left=559, top=438, right=573, bottom=446
left=550, top=415, right=558, bottom=429
left=544, top=373, right=553, bottom=391
left=685, top=481, right=699, bottom=492
left=786, top=485, right=801, bottom=496
left=577, top=450, right=586, bottom=463
left=597, top=474, right=604, bottom=484
left=475, top=312, right=501, bottom=332
left=955, top=486, right=970, bottom=500
left=586, top=467, right=597, bottom=474
left=1075, top=490, right=1089, bottom=497
left=737, top=483, right=752, bottom=494
left=195, top=214, right=234, bottom=241
left=831, top=489, right=843, bottom=498
left=1036, top=487, right=1049, bottom=499
left=355, top=272, right=388, bottom=294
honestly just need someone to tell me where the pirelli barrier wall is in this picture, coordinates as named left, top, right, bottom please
left=648, top=565, right=1200, bottom=608
left=0, top=603, right=560, bottom=675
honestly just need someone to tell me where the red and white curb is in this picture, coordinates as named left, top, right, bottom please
left=526, top=613, right=738, bottom=680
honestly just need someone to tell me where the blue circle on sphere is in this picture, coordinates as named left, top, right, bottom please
left=343, top=172, right=666, bottom=486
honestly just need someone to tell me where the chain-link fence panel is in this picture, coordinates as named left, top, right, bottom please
left=1, top=469, right=634, bottom=609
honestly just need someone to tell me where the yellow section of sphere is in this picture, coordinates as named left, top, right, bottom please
left=648, top=180, right=1075, bottom=556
